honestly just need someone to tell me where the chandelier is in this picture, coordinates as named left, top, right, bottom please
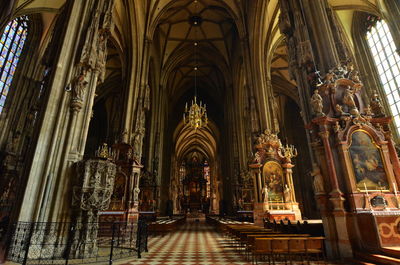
left=184, top=96, right=208, bottom=129
left=183, top=1, right=208, bottom=130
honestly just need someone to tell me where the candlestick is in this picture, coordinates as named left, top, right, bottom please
left=394, top=182, right=400, bottom=209
left=364, top=182, right=368, bottom=196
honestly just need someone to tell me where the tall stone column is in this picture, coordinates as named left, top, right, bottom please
left=279, top=0, right=358, bottom=259
left=17, top=0, right=116, bottom=223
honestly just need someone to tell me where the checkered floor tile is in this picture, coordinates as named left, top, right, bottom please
left=116, top=219, right=331, bottom=265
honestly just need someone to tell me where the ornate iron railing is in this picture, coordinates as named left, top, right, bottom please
left=6, top=220, right=148, bottom=265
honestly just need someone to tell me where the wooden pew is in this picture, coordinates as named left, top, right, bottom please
left=252, top=236, right=325, bottom=264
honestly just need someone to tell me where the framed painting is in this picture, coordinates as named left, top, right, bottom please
left=262, top=161, right=284, bottom=202
left=242, top=188, right=253, bottom=203
left=349, top=130, right=389, bottom=191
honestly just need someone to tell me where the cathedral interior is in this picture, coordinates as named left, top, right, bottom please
left=0, top=0, right=400, bottom=264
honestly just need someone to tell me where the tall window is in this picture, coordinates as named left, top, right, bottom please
left=0, top=16, right=29, bottom=113
left=179, top=162, right=186, bottom=182
left=203, top=160, right=210, bottom=198
left=366, top=18, right=400, bottom=133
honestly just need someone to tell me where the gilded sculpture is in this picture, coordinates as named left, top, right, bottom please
left=370, top=90, right=385, bottom=117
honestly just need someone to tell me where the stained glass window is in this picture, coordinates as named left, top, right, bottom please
left=366, top=19, right=400, bottom=133
left=179, top=162, right=186, bottom=182
left=203, top=160, right=210, bottom=198
left=0, top=16, right=29, bottom=113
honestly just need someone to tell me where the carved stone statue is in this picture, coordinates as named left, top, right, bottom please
left=310, top=89, right=325, bottom=117
left=5, top=131, right=21, bottom=155
left=262, top=184, right=269, bottom=203
left=270, top=95, right=280, bottom=133
left=299, top=40, right=312, bottom=66
left=370, top=91, right=385, bottom=117
left=343, top=86, right=356, bottom=108
left=311, top=163, right=325, bottom=194
left=96, top=30, right=108, bottom=84
left=133, top=187, right=140, bottom=203
left=3, top=131, right=21, bottom=170
left=324, top=69, right=336, bottom=87
left=72, top=67, right=88, bottom=102
left=335, top=64, right=346, bottom=79
left=335, top=104, right=345, bottom=116
left=254, top=152, right=262, bottom=164
left=343, top=85, right=359, bottom=116
left=250, top=96, right=260, bottom=133
left=132, top=110, right=146, bottom=159
left=349, top=70, right=361, bottom=83
left=284, top=184, right=291, bottom=202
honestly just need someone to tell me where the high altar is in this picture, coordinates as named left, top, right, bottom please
left=249, top=130, right=302, bottom=226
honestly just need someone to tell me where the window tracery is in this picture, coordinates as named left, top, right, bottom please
left=0, top=16, right=28, bottom=113
left=366, top=19, right=400, bottom=133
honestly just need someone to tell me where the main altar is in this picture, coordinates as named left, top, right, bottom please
left=248, top=130, right=302, bottom=226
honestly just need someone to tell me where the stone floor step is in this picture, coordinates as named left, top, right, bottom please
left=355, top=251, right=400, bottom=265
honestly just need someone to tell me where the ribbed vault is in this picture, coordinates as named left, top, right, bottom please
left=173, top=120, right=219, bottom=164
left=151, top=0, right=241, bottom=109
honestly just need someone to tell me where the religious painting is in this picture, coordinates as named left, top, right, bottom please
left=109, top=174, right=126, bottom=210
left=242, top=188, right=253, bottom=203
left=262, top=161, right=284, bottom=202
left=112, top=174, right=126, bottom=201
left=349, top=130, right=389, bottom=191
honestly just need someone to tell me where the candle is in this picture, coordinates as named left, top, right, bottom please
left=394, top=182, right=398, bottom=196
left=364, top=182, right=369, bottom=196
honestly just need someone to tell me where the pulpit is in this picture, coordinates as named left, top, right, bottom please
left=71, top=157, right=116, bottom=258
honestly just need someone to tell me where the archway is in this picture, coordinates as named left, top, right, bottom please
left=170, top=120, right=220, bottom=214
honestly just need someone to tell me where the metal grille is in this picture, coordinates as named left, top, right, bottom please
left=7, top=220, right=148, bottom=265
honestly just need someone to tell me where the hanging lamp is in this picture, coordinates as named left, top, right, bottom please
left=183, top=0, right=208, bottom=130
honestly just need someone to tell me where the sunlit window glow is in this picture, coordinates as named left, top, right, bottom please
left=367, top=20, right=400, bottom=133
left=0, top=16, right=28, bottom=113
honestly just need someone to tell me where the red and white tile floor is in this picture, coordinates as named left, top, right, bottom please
left=117, top=219, right=333, bottom=265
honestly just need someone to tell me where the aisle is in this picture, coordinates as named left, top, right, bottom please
left=118, top=218, right=251, bottom=265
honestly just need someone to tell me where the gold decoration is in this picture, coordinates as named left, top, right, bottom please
left=95, top=143, right=116, bottom=161
left=183, top=96, right=208, bottom=130
left=278, top=144, right=298, bottom=163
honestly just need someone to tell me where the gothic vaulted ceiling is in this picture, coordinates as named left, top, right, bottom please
left=150, top=0, right=243, bottom=104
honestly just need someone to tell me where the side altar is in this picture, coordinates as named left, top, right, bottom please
left=248, top=130, right=302, bottom=226
left=307, top=63, right=400, bottom=257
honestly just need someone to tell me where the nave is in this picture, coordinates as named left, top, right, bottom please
left=117, top=218, right=336, bottom=265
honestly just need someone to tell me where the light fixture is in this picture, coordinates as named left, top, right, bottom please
left=183, top=0, right=208, bottom=130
